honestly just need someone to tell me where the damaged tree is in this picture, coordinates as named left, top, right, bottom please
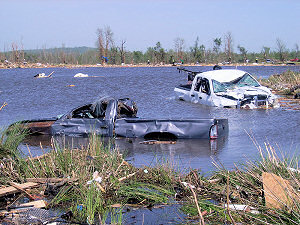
left=118, top=40, right=126, bottom=64
left=276, top=38, right=287, bottom=62
left=174, top=37, right=185, bottom=62
left=224, top=32, right=233, bottom=63
left=96, top=26, right=114, bottom=65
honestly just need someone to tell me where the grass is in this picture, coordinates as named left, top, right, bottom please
left=0, top=126, right=299, bottom=224
left=0, top=128, right=178, bottom=224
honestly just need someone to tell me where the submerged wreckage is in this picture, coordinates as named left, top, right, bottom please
left=17, top=97, right=228, bottom=139
left=174, top=67, right=279, bottom=108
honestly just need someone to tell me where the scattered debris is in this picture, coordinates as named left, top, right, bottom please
left=34, top=71, right=54, bottom=78
left=0, top=182, right=39, bottom=197
left=9, top=182, right=35, bottom=200
left=278, top=97, right=300, bottom=110
left=26, top=177, right=76, bottom=184
left=139, top=140, right=177, bottom=145
left=223, top=204, right=259, bottom=214
left=0, top=102, right=7, bottom=111
left=110, top=203, right=122, bottom=208
left=87, top=171, right=105, bottom=192
left=262, top=172, right=298, bottom=209
left=287, top=167, right=300, bottom=173
left=0, top=200, right=47, bottom=215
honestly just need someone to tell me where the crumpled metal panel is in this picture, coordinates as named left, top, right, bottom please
left=115, top=118, right=218, bottom=139
left=104, top=99, right=118, bottom=136
left=51, top=118, right=110, bottom=137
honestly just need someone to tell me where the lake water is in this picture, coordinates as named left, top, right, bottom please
left=0, top=65, right=299, bottom=173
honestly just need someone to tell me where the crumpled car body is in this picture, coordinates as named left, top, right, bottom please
left=174, top=69, right=279, bottom=108
left=17, top=97, right=228, bottom=139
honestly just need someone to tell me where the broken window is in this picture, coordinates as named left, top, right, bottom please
left=194, top=77, right=201, bottom=91
left=212, top=73, right=260, bottom=93
left=212, top=80, right=227, bottom=93
left=200, top=78, right=210, bottom=95
left=235, top=73, right=260, bottom=87
left=194, top=78, right=210, bottom=94
left=72, top=104, right=95, bottom=118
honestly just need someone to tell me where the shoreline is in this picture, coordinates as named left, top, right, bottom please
left=0, top=62, right=296, bottom=69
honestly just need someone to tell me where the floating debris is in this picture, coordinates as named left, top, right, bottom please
left=34, top=71, right=54, bottom=78
left=0, top=102, right=7, bottom=111
left=139, top=140, right=177, bottom=145
left=74, top=73, right=89, bottom=77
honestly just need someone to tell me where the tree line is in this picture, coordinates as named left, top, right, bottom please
left=1, top=28, right=299, bottom=66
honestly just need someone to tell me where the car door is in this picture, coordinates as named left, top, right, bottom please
left=51, top=117, right=110, bottom=137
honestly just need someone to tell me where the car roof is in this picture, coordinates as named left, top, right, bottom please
left=196, top=69, right=247, bottom=83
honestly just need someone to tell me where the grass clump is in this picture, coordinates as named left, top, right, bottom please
left=1, top=128, right=299, bottom=224
left=204, top=141, right=300, bottom=224
left=260, top=70, right=300, bottom=95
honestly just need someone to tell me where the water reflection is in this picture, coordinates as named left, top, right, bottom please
left=21, top=135, right=227, bottom=171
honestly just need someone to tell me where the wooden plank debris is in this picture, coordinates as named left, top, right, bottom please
left=26, top=177, right=76, bottom=183
left=262, top=172, right=299, bottom=209
left=9, top=182, right=35, bottom=200
left=0, top=182, right=39, bottom=197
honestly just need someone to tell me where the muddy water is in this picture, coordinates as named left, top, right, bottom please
left=0, top=65, right=299, bottom=173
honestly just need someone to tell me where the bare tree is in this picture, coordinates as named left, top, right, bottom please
left=11, top=42, right=21, bottom=63
left=96, top=26, right=114, bottom=64
left=224, top=32, right=233, bottom=63
left=174, top=37, right=185, bottom=61
left=295, top=43, right=299, bottom=57
left=276, top=38, right=286, bottom=62
left=118, top=40, right=126, bottom=64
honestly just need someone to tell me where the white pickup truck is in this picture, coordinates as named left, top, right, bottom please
left=174, top=67, right=279, bottom=108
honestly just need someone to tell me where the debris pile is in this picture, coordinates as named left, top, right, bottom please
left=0, top=128, right=299, bottom=224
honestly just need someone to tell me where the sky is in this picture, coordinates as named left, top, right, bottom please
left=1, top=0, right=299, bottom=53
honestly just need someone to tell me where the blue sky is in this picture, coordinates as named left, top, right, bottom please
left=1, top=0, right=299, bottom=52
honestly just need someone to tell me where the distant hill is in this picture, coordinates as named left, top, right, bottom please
left=23, top=46, right=97, bottom=54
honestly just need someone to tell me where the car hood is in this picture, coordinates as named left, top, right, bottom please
left=218, top=86, right=273, bottom=100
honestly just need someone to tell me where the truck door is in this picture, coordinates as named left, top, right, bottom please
left=190, top=77, right=201, bottom=103
left=198, top=78, right=212, bottom=105
left=191, top=77, right=211, bottom=105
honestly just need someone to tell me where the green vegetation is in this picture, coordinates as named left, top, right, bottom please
left=0, top=127, right=299, bottom=224
left=0, top=123, right=28, bottom=159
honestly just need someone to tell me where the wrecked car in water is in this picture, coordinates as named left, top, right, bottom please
left=174, top=68, right=279, bottom=108
left=17, top=97, right=228, bottom=139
